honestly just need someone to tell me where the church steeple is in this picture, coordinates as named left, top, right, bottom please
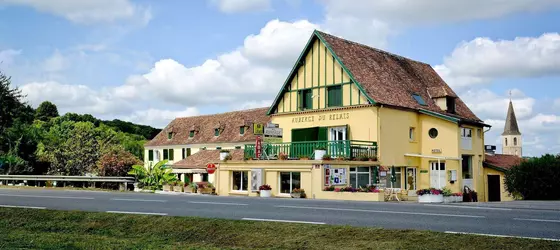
left=501, top=99, right=522, bottom=157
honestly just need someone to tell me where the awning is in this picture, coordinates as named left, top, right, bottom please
left=172, top=168, right=207, bottom=174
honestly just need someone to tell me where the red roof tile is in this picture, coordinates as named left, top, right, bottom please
left=484, top=154, right=524, bottom=171
left=172, top=149, right=244, bottom=169
left=146, top=108, right=270, bottom=147
left=316, top=31, right=482, bottom=123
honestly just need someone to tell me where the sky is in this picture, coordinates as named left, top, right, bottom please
left=0, top=0, right=559, bottom=157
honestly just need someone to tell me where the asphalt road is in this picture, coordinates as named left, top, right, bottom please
left=1, top=188, right=559, bottom=240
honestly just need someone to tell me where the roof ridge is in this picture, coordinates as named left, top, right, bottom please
left=175, top=107, right=269, bottom=119
left=315, top=30, right=430, bottom=66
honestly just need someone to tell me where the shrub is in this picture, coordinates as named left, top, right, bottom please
left=259, top=184, right=271, bottom=190
left=505, top=154, right=560, bottom=200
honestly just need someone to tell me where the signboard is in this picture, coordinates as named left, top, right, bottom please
left=251, top=169, right=263, bottom=191
left=253, top=123, right=264, bottom=135
left=432, top=149, right=442, bottom=154
left=264, top=127, right=283, bottom=137
left=324, top=165, right=347, bottom=186
left=266, top=122, right=279, bottom=128
left=255, top=136, right=262, bottom=158
left=206, top=163, right=216, bottom=174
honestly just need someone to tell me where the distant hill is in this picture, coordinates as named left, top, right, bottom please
left=61, top=113, right=161, bottom=140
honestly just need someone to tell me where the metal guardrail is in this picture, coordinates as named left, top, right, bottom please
left=0, top=175, right=135, bottom=183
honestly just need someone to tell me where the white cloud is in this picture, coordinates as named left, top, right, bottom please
left=435, top=33, right=560, bottom=88
left=461, top=88, right=535, bottom=120
left=209, top=0, right=270, bottom=13
left=43, top=50, right=68, bottom=72
left=122, top=107, right=200, bottom=128
left=554, top=98, right=560, bottom=110
left=0, top=0, right=151, bottom=25
left=0, top=49, right=21, bottom=66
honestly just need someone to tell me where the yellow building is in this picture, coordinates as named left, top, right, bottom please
left=147, top=30, right=494, bottom=202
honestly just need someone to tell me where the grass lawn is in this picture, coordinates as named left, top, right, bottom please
left=0, top=208, right=558, bottom=250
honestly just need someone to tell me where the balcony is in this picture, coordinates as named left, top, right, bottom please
left=244, top=140, right=378, bottom=160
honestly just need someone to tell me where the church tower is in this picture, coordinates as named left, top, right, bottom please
left=502, top=100, right=522, bottom=157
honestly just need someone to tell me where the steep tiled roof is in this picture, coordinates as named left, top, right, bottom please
left=503, top=100, right=521, bottom=135
left=316, top=31, right=482, bottom=123
left=484, top=154, right=524, bottom=172
left=145, top=108, right=270, bottom=147
left=172, top=149, right=244, bottom=169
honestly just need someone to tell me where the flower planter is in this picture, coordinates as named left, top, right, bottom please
left=314, top=150, right=326, bottom=160
left=291, top=192, right=302, bottom=198
left=443, top=196, right=454, bottom=203
left=173, top=186, right=183, bottom=192
left=418, top=194, right=443, bottom=203
left=163, top=184, right=172, bottom=192
left=198, top=187, right=213, bottom=194
left=220, top=152, right=229, bottom=161
left=260, top=190, right=272, bottom=198
left=320, top=191, right=384, bottom=202
left=184, top=187, right=194, bottom=193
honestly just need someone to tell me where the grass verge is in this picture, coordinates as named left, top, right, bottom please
left=0, top=208, right=558, bottom=250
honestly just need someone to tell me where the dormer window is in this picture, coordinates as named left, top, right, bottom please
left=214, top=128, right=220, bottom=136
left=167, top=132, right=173, bottom=140
left=446, top=96, right=456, bottom=114
left=189, top=130, right=194, bottom=138
left=240, top=126, right=245, bottom=135
left=412, top=93, right=427, bottom=106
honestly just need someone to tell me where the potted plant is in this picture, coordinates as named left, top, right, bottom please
left=224, top=154, right=232, bottom=162
left=219, top=149, right=230, bottom=161
left=187, top=182, right=197, bottom=193
left=358, top=154, right=369, bottom=161
left=163, top=182, right=172, bottom=192
left=173, top=181, right=183, bottom=192
left=278, top=152, right=288, bottom=160
left=442, top=187, right=453, bottom=203
left=314, top=146, right=327, bottom=160
left=259, top=184, right=272, bottom=197
left=369, top=156, right=378, bottom=161
left=416, top=188, right=444, bottom=203
left=291, top=188, right=305, bottom=198
left=183, top=182, right=194, bottom=193
left=322, top=154, right=332, bottom=161
left=299, top=155, right=310, bottom=160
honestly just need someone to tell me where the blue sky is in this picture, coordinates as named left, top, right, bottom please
left=1, top=0, right=559, bottom=156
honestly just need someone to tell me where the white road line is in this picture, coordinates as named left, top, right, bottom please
left=0, top=205, right=46, bottom=209
left=445, top=231, right=560, bottom=241
left=107, top=211, right=167, bottom=216
left=111, top=198, right=167, bottom=202
left=0, top=194, right=94, bottom=200
left=188, top=201, right=248, bottom=206
left=275, top=205, right=485, bottom=218
left=514, top=218, right=560, bottom=223
left=424, top=204, right=512, bottom=211
left=242, top=218, right=326, bottom=225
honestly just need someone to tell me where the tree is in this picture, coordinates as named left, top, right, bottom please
left=505, top=154, right=560, bottom=200
left=0, top=70, right=34, bottom=136
left=35, top=101, right=59, bottom=121
left=128, top=160, right=177, bottom=190
left=97, top=147, right=142, bottom=177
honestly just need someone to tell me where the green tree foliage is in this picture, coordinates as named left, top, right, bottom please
left=128, top=160, right=177, bottom=190
left=97, top=147, right=142, bottom=177
left=505, top=154, right=560, bottom=200
left=35, top=101, right=59, bottom=121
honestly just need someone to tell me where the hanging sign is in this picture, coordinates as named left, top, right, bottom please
left=206, top=163, right=216, bottom=174
left=255, top=136, right=262, bottom=158
left=253, top=123, right=264, bottom=135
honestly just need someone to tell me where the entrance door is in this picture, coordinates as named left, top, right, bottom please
left=329, top=127, right=347, bottom=157
left=487, top=175, right=501, bottom=202
left=430, top=162, right=446, bottom=189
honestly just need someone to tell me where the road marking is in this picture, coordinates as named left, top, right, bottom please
left=242, top=218, right=325, bottom=225
left=111, top=198, right=167, bottom=202
left=0, top=194, right=94, bottom=200
left=0, top=205, right=46, bottom=209
left=424, top=204, right=512, bottom=211
left=445, top=231, right=560, bottom=241
left=514, top=218, right=560, bottom=223
left=107, top=211, right=167, bottom=216
left=189, top=201, right=248, bottom=206
left=275, top=205, right=485, bottom=218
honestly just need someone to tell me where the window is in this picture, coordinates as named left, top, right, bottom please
left=446, top=96, right=456, bottom=113
left=409, top=127, right=415, bottom=141
left=327, top=85, right=342, bottom=107
left=280, top=172, right=301, bottom=194
left=216, top=146, right=222, bottom=150
left=462, top=155, right=472, bottom=179
left=201, top=173, right=209, bottom=182
left=429, top=128, right=438, bottom=138
left=350, top=167, right=371, bottom=188
left=232, top=171, right=248, bottom=191
left=505, top=138, right=508, bottom=146
left=214, top=128, right=220, bottom=136
left=181, top=148, right=191, bottom=159
left=235, top=146, right=242, bottom=149
left=155, top=151, right=161, bottom=161
left=167, top=132, right=173, bottom=140
left=477, top=128, right=482, bottom=138
left=189, top=130, right=195, bottom=137
left=163, top=149, right=168, bottom=160
left=299, top=89, right=312, bottom=110
left=514, top=137, right=517, bottom=146
left=461, top=128, right=473, bottom=150
left=384, top=167, right=402, bottom=189
left=461, top=128, right=472, bottom=138
left=412, top=93, right=426, bottom=106
left=240, top=126, right=245, bottom=135
left=148, top=150, right=154, bottom=161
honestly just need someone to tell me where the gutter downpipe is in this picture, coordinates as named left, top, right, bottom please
left=377, top=105, right=383, bottom=161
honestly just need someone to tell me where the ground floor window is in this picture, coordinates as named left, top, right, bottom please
left=201, top=173, right=209, bottom=182
left=350, top=167, right=371, bottom=188
left=280, top=172, right=301, bottom=194
left=232, top=171, right=248, bottom=191
left=405, top=168, right=417, bottom=190
left=383, top=167, right=402, bottom=189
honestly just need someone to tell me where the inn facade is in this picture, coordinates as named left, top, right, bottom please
left=145, top=30, right=506, bottom=202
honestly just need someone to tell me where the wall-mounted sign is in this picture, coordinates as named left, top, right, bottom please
left=266, top=122, right=279, bottom=128
left=431, top=149, right=442, bottom=154
left=324, top=166, right=347, bottom=186
left=255, top=136, right=262, bottom=158
left=253, top=123, right=264, bottom=135
left=420, top=170, right=428, bottom=173
left=291, top=112, right=350, bottom=123
left=206, top=163, right=216, bottom=174
left=264, top=127, right=283, bottom=137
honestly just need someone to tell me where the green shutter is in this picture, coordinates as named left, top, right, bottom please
left=182, top=148, right=186, bottom=159
left=163, top=149, right=168, bottom=160
left=189, top=131, right=194, bottom=137
left=328, top=85, right=342, bottom=107
left=318, top=127, right=328, bottom=141
left=240, top=126, right=245, bottom=134
left=169, top=149, right=174, bottom=161
left=187, top=148, right=191, bottom=157
left=214, top=128, right=219, bottom=136
left=148, top=150, right=154, bottom=161
left=305, top=89, right=312, bottom=110
left=167, top=132, right=172, bottom=140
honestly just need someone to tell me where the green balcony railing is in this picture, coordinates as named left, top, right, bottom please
left=244, top=140, right=377, bottom=160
